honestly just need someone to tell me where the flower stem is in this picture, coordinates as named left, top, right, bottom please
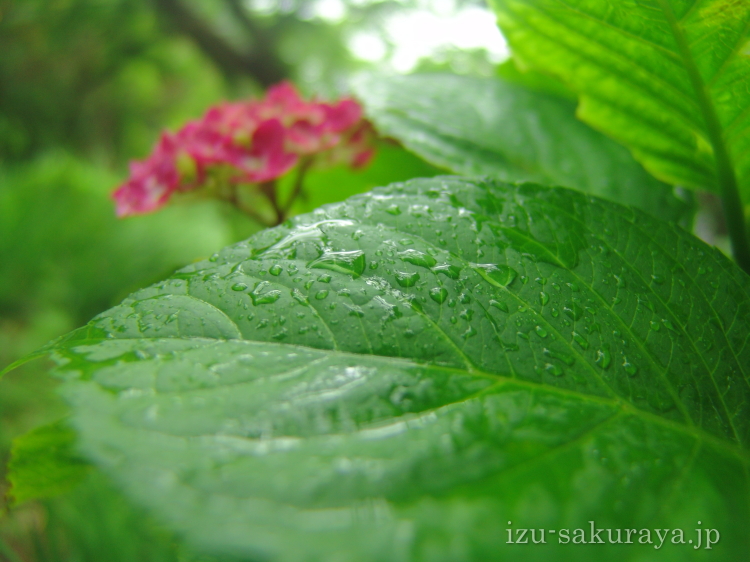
left=282, top=157, right=313, bottom=217
left=229, top=183, right=273, bottom=227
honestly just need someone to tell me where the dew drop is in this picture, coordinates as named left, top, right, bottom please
left=231, top=283, right=248, bottom=292
left=651, top=274, right=665, bottom=285
left=385, top=204, right=401, bottom=215
left=539, top=291, right=550, bottom=306
left=398, top=249, right=437, bottom=268
left=535, top=325, right=548, bottom=338
left=250, top=282, right=282, bottom=305
left=622, top=357, right=638, bottom=377
left=595, top=347, right=611, bottom=369
left=269, top=264, right=283, bottom=276
left=429, top=287, right=449, bottom=304
left=572, top=331, right=589, bottom=350
left=489, top=299, right=509, bottom=312
left=317, top=274, right=332, bottom=283
left=472, top=263, right=517, bottom=287
left=315, top=289, right=329, bottom=300
left=543, top=363, right=564, bottom=377
left=432, top=264, right=462, bottom=279
left=459, top=308, right=475, bottom=321
left=291, top=288, right=308, bottom=305
left=563, top=303, right=584, bottom=321
left=650, top=320, right=660, bottom=331
left=395, top=271, right=420, bottom=287
left=544, top=348, right=575, bottom=366
left=462, top=326, right=477, bottom=339
left=309, top=250, right=366, bottom=277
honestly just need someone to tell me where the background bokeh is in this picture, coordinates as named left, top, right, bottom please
left=0, top=1, right=504, bottom=560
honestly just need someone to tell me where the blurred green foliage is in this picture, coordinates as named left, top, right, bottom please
left=0, top=1, right=492, bottom=559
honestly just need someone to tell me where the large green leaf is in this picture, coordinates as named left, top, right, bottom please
left=354, top=73, right=694, bottom=226
left=488, top=0, right=750, bottom=206
left=36, top=177, right=750, bottom=561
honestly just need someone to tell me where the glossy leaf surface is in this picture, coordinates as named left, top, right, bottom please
left=46, top=177, right=750, bottom=561
left=354, top=73, right=693, bottom=225
left=489, top=0, right=750, bottom=205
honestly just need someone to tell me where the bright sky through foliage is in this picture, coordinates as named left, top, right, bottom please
left=253, top=0, right=508, bottom=72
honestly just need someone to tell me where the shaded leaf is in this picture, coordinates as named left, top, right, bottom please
left=355, top=73, right=694, bottom=226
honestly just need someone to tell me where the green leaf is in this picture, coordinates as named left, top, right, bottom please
left=43, top=177, right=750, bottom=561
left=8, top=421, right=91, bottom=505
left=488, top=0, right=750, bottom=202
left=354, top=73, right=694, bottom=226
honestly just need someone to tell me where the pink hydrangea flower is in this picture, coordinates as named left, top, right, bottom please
left=113, top=82, right=375, bottom=217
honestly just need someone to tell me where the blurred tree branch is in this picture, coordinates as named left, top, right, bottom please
left=152, top=0, right=289, bottom=87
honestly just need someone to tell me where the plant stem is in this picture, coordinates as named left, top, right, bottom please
left=282, top=157, right=313, bottom=216
left=228, top=183, right=273, bottom=227
left=658, top=0, right=750, bottom=274
left=259, top=180, right=283, bottom=225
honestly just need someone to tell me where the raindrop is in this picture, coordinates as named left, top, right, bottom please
left=269, top=264, right=283, bottom=276
left=317, top=274, right=332, bottom=283
left=429, top=287, right=449, bottom=303
left=395, top=271, right=420, bottom=287
left=535, top=325, right=548, bottom=338
left=398, top=249, right=437, bottom=268
left=231, top=283, right=248, bottom=292
left=541, top=363, right=564, bottom=377
left=291, top=289, right=308, bottom=305
left=471, top=263, right=518, bottom=288
left=459, top=308, right=475, bottom=321
left=563, top=303, right=584, bottom=321
left=315, top=290, right=329, bottom=300
left=432, top=264, right=462, bottom=279
left=661, top=319, right=679, bottom=332
left=489, top=299, right=509, bottom=312
left=309, top=250, right=366, bottom=277
left=651, top=274, right=665, bottom=285
left=345, top=304, right=365, bottom=318
left=250, top=282, right=282, bottom=305
left=595, top=347, right=611, bottom=369
left=650, top=320, right=660, bottom=331
left=385, top=204, right=401, bottom=215
left=622, top=357, right=638, bottom=377
left=572, top=331, right=589, bottom=350
left=539, top=291, right=550, bottom=306
left=462, top=326, right=477, bottom=339
left=544, top=348, right=575, bottom=366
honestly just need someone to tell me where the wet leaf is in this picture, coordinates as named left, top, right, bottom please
left=34, top=178, right=750, bottom=561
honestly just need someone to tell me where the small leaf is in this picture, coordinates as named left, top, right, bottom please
left=8, top=421, right=91, bottom=505
left=42, top=177, right=750, bottom=561
left=355, top=73, right=693, bottom=225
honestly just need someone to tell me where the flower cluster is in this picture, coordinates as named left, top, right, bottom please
left=112, top=82, right=375, bottom=217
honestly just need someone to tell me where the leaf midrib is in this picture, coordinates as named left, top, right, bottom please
left=56, top=335, right=750, bottom=466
